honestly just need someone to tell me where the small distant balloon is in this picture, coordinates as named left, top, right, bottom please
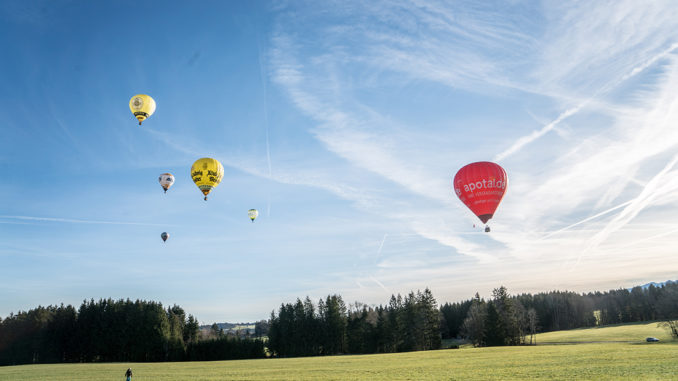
left=248, top=209, right=258, bottom=222
left=129, top=94, right=156, bottom=125
left=161, top=232, right=169, bottom=242
left=158, top=173, right=174, bottom=193
left=190, top=158, right=224, bottom=200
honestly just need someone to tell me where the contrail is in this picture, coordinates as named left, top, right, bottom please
left=588, top=155, right=678, bottom=246
left=495, top=104, right=585, bottom=161
left=262, top=86, right=272, bottom=181
left=0, top=215, right=168, bottom=226
left=266, top=127, right=272, bottom=217
left=495, top=43, right=678, bottom=162
left=258, top=39, right=273, bottom=217
left=615, top=226, right=678, bottom=248
left=539, top=200, right=634, bottom=240
left=0, top=220, right=32, bottom=225
left=619, top=42, right=678, bottom=83
left=361, top=234, right=390, bottom=294
left=374, top=233, right=388, bottom=264
left=570, top=153, right=678, bottom=269
left=370, top=276, right=390, bottom=294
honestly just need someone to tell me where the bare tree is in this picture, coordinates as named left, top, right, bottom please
left=462, top=300, right=487, bottom=347
left=527, top=308, right=539, bottom=345
left=659, top=320, right=678, bottom=339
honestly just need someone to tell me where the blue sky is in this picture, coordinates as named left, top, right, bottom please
left=2, top=0, right=678, bottom=323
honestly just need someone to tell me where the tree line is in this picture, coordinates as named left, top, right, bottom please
left=0, top=299, right=265, bottom=366
left=441, top=282, right=678, bottom=345
left=2, top=282, right=676, bottom=364
left=268, top=282, right=678, bottom=355
left=267, top=289, right=441, bottom=357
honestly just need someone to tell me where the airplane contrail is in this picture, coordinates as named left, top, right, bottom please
left=495, top=104, right=585, bottom=161
left=0, top=215, right=167, bottom=226
left=374, top=233, right=388, bottom=264
left=539, top=200, right=634, bottom=240
left=495, top=43, right=678, bottom=162
left=258, top=39, right=273, bottom=217
left=370, top=276, right=390, bottom=294
left=570, top=153, right=678, bottom=270
left=613, top=226, right=678, bottom=248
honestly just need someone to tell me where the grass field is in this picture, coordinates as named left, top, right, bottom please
left=1, top=323, right=675, bottom=381
left=535, top=321, right=673, bottom=343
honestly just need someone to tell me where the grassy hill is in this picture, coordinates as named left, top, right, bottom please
left=1, top=323, right=675, bottom=380
left=536, top=321, right=673, bottom=343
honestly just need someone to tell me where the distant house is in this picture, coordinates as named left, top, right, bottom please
left=199, top=322, right=257, bottom=339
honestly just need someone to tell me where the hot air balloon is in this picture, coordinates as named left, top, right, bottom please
left=161, top=232, right=169, bottom=242
left=453, top=161, right=508, bottom=232
left=248, top=209, right=258, bottom=222
left=158, top=173, right=174, bottom=193
left=129, top=94, right=156, bottom=125
left=191, top=158, right=224, bottom=200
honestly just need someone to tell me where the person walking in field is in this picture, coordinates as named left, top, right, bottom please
left=125, top=368, right=133, bottom=381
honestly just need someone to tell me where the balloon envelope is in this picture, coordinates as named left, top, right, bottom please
left=248, top=209, right=258, bottom=222
left=129, top=94, right=156, bottom=125
left=158, top=173, right=174, bottom=193
left=191, top=158, right=224, bottom=200
left=161, top=232, right=169, bottom=242
left=453, top=161, right=507, bottom=224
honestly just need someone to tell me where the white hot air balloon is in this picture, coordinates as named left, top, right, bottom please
left=158, top=173, right=175, bottom=193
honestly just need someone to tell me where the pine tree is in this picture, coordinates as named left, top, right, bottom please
left=322, top=295, right=347, bottom=354
left=420, top=288, right=441, bottom=350
left=386, top=295, right=402, bottom=352
left=183, top=315, right=200, bottom=345
left=484, top=302, right=504, bottom=346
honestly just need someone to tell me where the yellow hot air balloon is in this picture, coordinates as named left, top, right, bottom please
left=191, top=158, right=224, bottom=200
left=248, top=209, right=258, bottom=222
left=129, top=94, right=156, bottom=125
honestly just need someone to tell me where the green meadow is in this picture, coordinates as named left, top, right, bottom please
left=536, top=321, right=675, bottom=343
left=1, top=323, right=676, bottom=381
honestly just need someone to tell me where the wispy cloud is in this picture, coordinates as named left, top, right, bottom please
left=267, top=0, right=678, bottom=297
left=539, top=200, right=633, bottom=240
left=573, top=154, right=678, bottom=267
left=535, top=1, right=678, bottom=95
left=271, top=28, right=456, bottom=205
left=0, top=215, right=167, bottom=226
left=370, top=276, right=390, bottom=294
left=495, top=104, right=585, bottom=161
left=496, top=42, right=678, bottom=161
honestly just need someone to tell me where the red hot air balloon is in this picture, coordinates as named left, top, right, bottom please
left=453, top=162, right=508, bottom=230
